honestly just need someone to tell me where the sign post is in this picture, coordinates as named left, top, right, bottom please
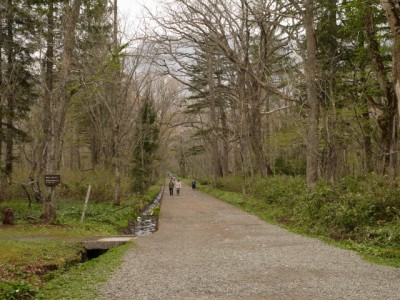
left=44, top=175, right=61, bottom=187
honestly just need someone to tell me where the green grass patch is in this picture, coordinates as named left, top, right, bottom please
left=0, top=234, right=83, bottom=300
left=0, top=176, right=163, bottom=300
left=197, top=174, right=400, bottom=268
left=36, top=242, right=132, bottom=300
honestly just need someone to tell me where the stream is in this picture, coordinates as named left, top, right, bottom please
left=131, top=185, right=163, bottom=236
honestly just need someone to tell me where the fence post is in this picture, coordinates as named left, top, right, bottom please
left=80, top=185, right=92, bottom=224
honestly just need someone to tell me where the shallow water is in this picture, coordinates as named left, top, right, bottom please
left=131, top=187, right=163, bottom=236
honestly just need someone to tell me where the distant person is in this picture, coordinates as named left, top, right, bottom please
left=191, top=180, right=196, bottom=190
left=168, top=179, right=174, bottom=196
left=175, top=179, right=182, bottom=196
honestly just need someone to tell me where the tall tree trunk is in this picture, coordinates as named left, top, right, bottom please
left=362, top=107, right=374, bottom=172
left=250, top=19, right=272, bottom=178
left=69, top=125, right=81, bottom=170
left=90, top=134, right=100, bottom=167
left=4, top=0, right=14, bottom=180
left=304, top=0, right=319, bottom=190
left=112, top=0, right=122, bottom=205
left=380, top=0, right=400, bottom=175
left=249, top=84, right=271, bottom=177
left=220, top=106, right=229, bottom=176
left=237, top=69, right=248, bottom=196
left=364, top=3, right=397, bottom=175
left=113, top=123, right=122, bottom=205
left=0, top=2, right=3, bottom=188
left=320, top=0, right=340, bottom=182
left=43, top=0, right=82, bottom=223
left=358, top=55, right=375, bottom=173
left=42, top=1, right=55, bottom=222
left=179, top=142, right=187, bottom=178
left=42, top=1, right=54, bottom=175
left=42, top=1, right=56, bottom=223
left=207, top=55, right=223, bottom=180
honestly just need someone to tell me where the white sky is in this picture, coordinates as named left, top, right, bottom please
left=118, top=0, right=155, bottom=27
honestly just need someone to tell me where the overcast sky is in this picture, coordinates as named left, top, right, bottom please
left=118, top=0, right=154, bottom=25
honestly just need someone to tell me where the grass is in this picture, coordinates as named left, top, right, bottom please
left=36, top=242, right=132, bottom=300
left=0, top=178, right=163, bottom=300
left=335, top=240, right=400, bottom=268
left=195, top=175, right=400, bottom=268
left=0, top=226, right=85, bottom=300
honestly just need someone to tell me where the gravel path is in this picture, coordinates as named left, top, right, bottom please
left=100, top=183, right=400, bottom=299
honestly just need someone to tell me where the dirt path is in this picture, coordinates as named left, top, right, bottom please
left=100, top=183, right=400, bottom=299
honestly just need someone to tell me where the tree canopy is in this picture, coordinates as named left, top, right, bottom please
left=2, top=0, right=400, bottom=219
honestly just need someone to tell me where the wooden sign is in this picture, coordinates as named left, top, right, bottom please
left=44, top=175, right=61, bottom=187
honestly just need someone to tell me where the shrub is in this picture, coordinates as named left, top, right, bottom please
left=209, top=174, right=400, bottom=249
left=215, top=176, right=243, bottom=193
left=274, top=155, right=306, bottom=176
left=60, top=167, right=126, bottom=203
left=0, top=280, right=38, bottom=300
left=253, top=175, right=306, bottom=205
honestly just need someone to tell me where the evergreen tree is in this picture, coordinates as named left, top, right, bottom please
left=0, top=0, right=36, bottom=181
left=132, top=93, right=159, bottom=193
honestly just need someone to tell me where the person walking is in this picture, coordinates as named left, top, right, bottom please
left=168, top=179, right=174, bottom=196
left=191, top=180, right=196, bottom=190
left=175, top=179, right=182, bottom=196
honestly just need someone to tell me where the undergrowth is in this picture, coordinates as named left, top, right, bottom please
left=199, top=174, right=400, bottom=268
left=36, top=242, right=132, bottom=300
left=0, top=169, right=163, bottom=300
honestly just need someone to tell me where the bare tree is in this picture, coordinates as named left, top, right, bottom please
left=146, top=0, right=293, bottom=181
left=42, top=0, right=82, bottom=223
left=378, top=0, right=400, bottom=175
left=288, top=0, right=320, bottom=189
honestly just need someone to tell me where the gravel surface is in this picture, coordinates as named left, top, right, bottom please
left=100, top=183, right=400, bottom=299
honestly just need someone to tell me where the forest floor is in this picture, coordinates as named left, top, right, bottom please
left=100, top=183, right=400, bottom=299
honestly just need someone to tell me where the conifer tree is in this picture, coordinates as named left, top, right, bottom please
left=0, top=0, right=36, bottom=182
left=132, top=92, right=159, bottom=193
